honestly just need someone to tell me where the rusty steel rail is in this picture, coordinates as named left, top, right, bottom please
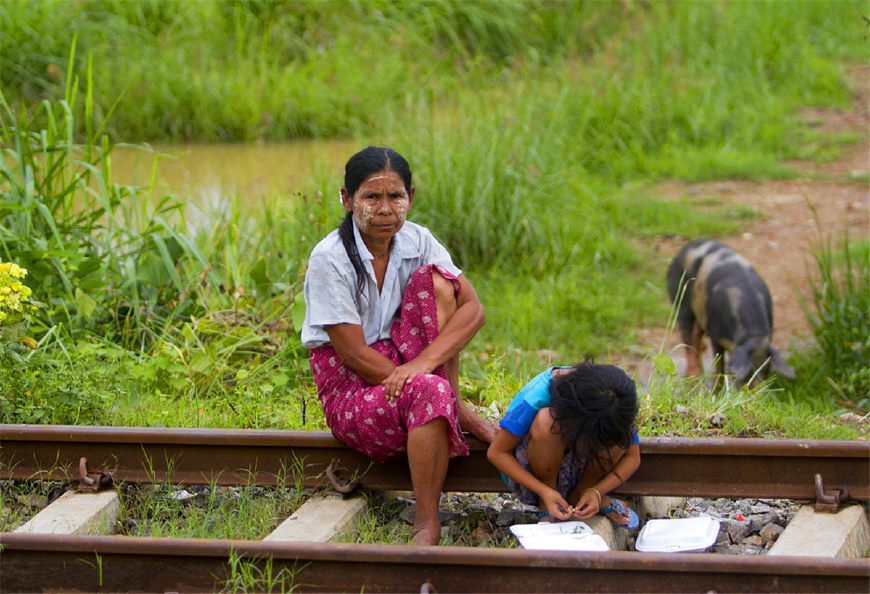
left=0, top=424, right=868, bottom=500
left=1, top=533, right=868, bottom=593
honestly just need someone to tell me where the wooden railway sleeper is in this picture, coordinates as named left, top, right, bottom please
left=814, top=472, right=849, bottom=512
left=76, top=457, right=114, bottom=493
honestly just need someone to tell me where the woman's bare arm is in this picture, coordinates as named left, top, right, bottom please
left=325, top=324, right=396, bottom=385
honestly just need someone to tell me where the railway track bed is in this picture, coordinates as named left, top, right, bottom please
left=1, top=424, right=868, bottom=593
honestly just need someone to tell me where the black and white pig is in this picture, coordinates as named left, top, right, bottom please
left=667, top=239, right=795, bottom=386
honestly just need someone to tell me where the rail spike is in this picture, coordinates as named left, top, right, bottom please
left=76, top=457, right=115, bottom=493
left=814, top=473, right=848, bottom=513
left=325, top=462, right=360, bottom=496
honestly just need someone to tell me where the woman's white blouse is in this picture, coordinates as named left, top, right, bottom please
left=300, top=220, right=461, bottom=348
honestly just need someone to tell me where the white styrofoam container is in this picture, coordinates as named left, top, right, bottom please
left=509, top=521, right=610, bottom=552
left=635, top=516, right=720, bottom=553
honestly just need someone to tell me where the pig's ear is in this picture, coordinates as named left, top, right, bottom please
left=768, top=347, right=796, bottom=380
left=729, top=344, right=754, bottom=386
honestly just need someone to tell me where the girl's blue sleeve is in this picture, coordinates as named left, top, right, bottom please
left=499, top=369, right=553, bottom=438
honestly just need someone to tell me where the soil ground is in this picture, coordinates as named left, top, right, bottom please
left=620, top=65, right=869, bottom=383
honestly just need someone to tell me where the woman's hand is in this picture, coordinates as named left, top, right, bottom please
left=539, top=488, right=573, bottom=521
left=382, top=358, right=434, bottom=399
left=572, top=488, right=601, bottom=520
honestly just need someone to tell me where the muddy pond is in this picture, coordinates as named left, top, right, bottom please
left=110, top=139, right=358, bottom=211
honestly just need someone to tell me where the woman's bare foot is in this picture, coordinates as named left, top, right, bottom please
left=458, top=402, right=497, bottom=443
left=411, top=522, right=442, bottom=546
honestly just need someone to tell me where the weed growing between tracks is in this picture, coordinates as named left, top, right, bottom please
left=0, top=479, right=67, bottom=532
left=333, top=491, right=522, bottom=547
left=118, top=479, right=304, bottom=540
left=222, top=550, right=302, bottom=594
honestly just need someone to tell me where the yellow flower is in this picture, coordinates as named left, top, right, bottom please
left=0, top=259, right=36, bottom=327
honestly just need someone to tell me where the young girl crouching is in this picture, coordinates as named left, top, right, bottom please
left=487, top=362, right=641, bottom=528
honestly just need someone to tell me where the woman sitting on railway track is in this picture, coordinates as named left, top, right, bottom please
left=300, top=146, right=496, bottom=546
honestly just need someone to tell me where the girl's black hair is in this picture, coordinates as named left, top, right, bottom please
left=549, top=361, right=638, bottom=472
left=338, top=146, right=413, bottom=298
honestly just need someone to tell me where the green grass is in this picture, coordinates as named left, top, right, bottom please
left=0, top=480, right=67, bottom=532
left=793, top=233, right=869, bottom=413
left=639, top=368, right=866, bottom=441
left=119, top=481, right=304, bottom=539
left=2, top=0, right=864, bottom=144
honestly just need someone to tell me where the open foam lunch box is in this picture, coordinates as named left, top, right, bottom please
left=635, top=516, right=720, bottom=553
left=509, top=520, right=610, bottom=552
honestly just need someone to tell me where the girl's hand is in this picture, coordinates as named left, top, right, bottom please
left=540, top=489, right=573, bottom=521
left=382, top=359, right=433, bottom=399
left=572, top=488, right=600, bottom=519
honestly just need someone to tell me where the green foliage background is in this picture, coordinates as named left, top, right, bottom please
left=1, top=0, right=866, bottom=435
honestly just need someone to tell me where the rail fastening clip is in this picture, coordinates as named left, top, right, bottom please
left=77, top=456, right=115, bottom=493
left=814, top=472, right=848, bottom=513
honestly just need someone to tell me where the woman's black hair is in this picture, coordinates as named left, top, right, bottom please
left=549, top=361, right=638, bottom=472
left=338, top=146, right=413, bottom=298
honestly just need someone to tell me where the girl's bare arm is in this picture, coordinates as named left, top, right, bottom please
left=487, top=428, right=572, bottom=519
left=596, top=443, right=641, bottom=495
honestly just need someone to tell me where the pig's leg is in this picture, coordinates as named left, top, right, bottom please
left=712, top=345, right=726, bottom=391
left=685, top=323, right=705, bottom=376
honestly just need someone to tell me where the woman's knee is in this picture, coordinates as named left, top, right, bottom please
left=431, top=269, right=457, bottom=301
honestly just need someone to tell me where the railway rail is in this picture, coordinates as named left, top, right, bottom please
left=2, top=534, right=868, bottom=593
left=1, top=424, right=868, bottom=593
left=1, top=424, right=868, bottom=499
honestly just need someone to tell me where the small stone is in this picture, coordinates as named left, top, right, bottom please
left=750, top=503, right=772, bottom=514
left=676, top=405, right=688, bottom=415
left=714, top=544, right=740, bottom=555
left=710, top=413, right=726, bottom=427
left=439, top=510, right=458, bottom=524
left=471, top=521, right=492, bottom=546
left=496, top=509, right=526, bottom=527
left=759, top=523, right=784, bottom=545
left=723, top=519, right=750, bottom=543
left=744, top=535, right=763, bottom=547
left=399, top=504, right=416, bottom=524
left=171, top=489, right=195, bottom=504
left=739, top=544, right=763, bottom=555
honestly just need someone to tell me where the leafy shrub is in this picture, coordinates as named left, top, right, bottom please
left=0, top=350, right=121, bottom=424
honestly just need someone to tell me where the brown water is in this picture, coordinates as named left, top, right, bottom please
left=110, top=139, right=358, bottom=209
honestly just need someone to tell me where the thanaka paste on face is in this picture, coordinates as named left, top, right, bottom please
left=349, top=170, right=411, bottom=241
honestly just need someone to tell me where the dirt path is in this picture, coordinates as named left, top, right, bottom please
left=620, top=65, right=869, bottom=382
